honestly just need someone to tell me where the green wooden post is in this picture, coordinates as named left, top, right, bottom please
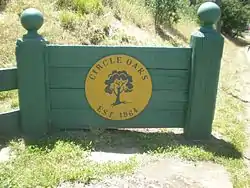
left=16, top=8, right=49, bottom=139
left=184, top=2, right=224, bottom=140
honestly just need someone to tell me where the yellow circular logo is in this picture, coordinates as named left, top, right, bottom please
left=85, top=54, right=152, bottom=120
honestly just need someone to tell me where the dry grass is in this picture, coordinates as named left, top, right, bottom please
left=0, top=90, right=18, bottom=113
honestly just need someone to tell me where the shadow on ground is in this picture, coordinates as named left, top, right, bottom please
left=155, top=26, right=179, bottom=46
left=155, top=24, right=189, bottom=46
left=0, top=129, right=241, bottom=160
left=223, top=33, right=250, bottom=47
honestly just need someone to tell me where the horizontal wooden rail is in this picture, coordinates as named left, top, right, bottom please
left=48, top=45, right=192, bottom=69
left=51, top=109, right=185, bottom=129
left=0, top=68, right=18, bottom=92
left=0, top=110, right=20, bottom=136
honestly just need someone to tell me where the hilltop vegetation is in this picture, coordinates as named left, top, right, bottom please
left=0, top=0, right=196, bottom=68
left=55, top=0, right=250, bottom=38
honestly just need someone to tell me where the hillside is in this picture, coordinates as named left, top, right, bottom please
left=0, top=0, right=191, bottom=67
left=1, top=0, right=250, bottom=187
left=0, top=0, right=195, bottom=112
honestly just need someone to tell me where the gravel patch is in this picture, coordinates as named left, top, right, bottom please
left=58, top=157, right=233, bottom=188
left=89, top=151, right=136, bottom=163
left=84, top=174, right=204, bottom=188
left=59, top=174, right=203, bottom=188
left=139, top=158, right=232, bottom=188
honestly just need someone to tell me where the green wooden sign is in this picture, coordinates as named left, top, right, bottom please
left=0, top=2, right=224, bottom=140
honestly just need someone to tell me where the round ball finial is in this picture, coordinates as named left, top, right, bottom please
left=197, top=2, right=221, bottom=26
left=20, top=8, right=44, bottom=31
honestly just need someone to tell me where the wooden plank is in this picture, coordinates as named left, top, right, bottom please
left=16, top=40, right=49, bottom=137
left=49, top=68, right=189, bottom=90
left=0, top=110, right=20, bottom=135
left=184, top=29, right=224, bottom=139
left=51, top=109, right=185, bottom=128
left=48, top=45, right=191, bottom=69
left=50, top=89, right=188, bottom=110
left=0, top=68, right=18, bottom=91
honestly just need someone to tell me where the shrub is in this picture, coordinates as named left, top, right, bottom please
left=56, top=0, right=103, bottom=15
left=74, top=0, right=103, bottom=15
left=59, top=11, right=79, bottom=30
left=177, top=0, right=200, bottom=21
left=220, top=0, right=250, bottom=37
left=145, top=0, right=181, bottom=26
left=181, top=0, right=250, bottom=37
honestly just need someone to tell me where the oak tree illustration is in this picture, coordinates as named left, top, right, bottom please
left=104, top=70, right=133, bottom=106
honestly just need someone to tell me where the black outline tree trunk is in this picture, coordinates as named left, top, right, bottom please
left=114, top=87, right=122, bottom=106
left=104, top=70, right=134, bottom=106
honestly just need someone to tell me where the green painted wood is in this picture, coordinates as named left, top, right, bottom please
left=0, top=68, right=18, bottom=91
left=51, top=109, right=185, bottom=129
left=9, top=3, right=223, bottom=140
left=184, top=2, right=224, bottom=140
left=16, top=40, right=49, bottom=137
left=49, top=68, right=189, bottom=90
left=197, top=2, right=221, bottom=26
left=0, top=110, right=20, bottom=136
left=20, top=8, right=44, bottom=40
left=16, top=8, right=49, bottom=138
left=50, top=89, right=188, bottom=110
left=47, top=45, right=191, bottom=69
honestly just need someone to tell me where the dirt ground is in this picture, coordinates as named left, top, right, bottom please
left=58, top=154, right=232, bottom=188
left=242, top=46, right=250, bottom=170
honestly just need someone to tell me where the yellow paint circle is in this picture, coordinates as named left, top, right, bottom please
left=85, top=54, right=152, bottom=120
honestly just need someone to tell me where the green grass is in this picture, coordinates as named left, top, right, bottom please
left=0, top=140, right=138, bottom=187
left=56, top=0, right=103, bottom=15
left=0, top=90, right=19, bottom=113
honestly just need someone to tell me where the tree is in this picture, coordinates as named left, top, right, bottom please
left=220, top=0, right=250, bottom=37
left=144, top=0, right=180, bottom=26
left=189, top=0, right=250, bottom=37
left=104, top=70, right=133, bottom=106
left=189, top=0, right=197, bottom=6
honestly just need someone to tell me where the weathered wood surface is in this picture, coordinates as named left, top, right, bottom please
left=50, top=89, right=188, bottom=110
left=16, top=40, right=49, bottom=136
left=49, top=68, right=189, bottom=90
left=0, top=68, right=18, bottom=91
left=51, top=109, right=185, bottom=128
left=0, top=110, right=20, bottom=135
left=48, top=45, right=191, bottom=69
left=184, top=2, right=224, bottom=139
left=47, top=46, right=191, bottom=128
